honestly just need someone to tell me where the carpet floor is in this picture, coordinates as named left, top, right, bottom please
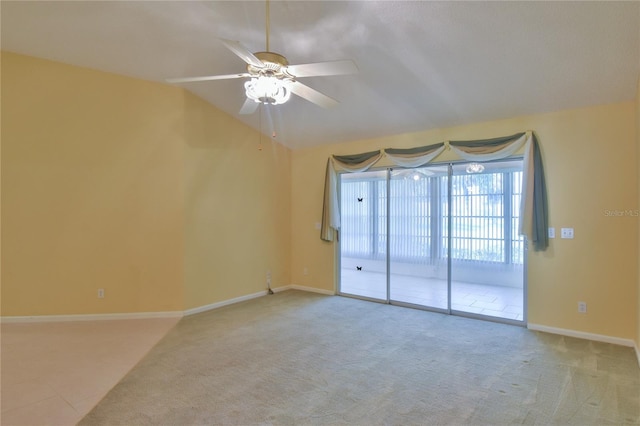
left=80, top=290, right=640, bottom=425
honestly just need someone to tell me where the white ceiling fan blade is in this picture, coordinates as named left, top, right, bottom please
left=166, top=73, right=250, bottom=84
left=289, top=81, right=339, bottom=108
left=239, top=98, right=259, bottom=115
left=286, top=60, right=358, bottom=78
left=220, top=38, right=264, bottom=68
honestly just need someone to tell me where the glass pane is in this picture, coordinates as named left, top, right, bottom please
left=389, top=166, right=448, bottom=309
left=339, top=170, right=388, bottom=300
left=450, top=160, right=524, bottom=321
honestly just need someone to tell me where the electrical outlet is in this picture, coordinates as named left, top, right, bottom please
left=303, top=267, right=309, bottom=275
left=97, top=288, right=105, bottom=299
left=578, top=301, right=587, bottom=313
left=548, top=227, right=555, bottom=238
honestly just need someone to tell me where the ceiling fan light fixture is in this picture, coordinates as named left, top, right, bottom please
left=244, top=76, right=291, bottom=105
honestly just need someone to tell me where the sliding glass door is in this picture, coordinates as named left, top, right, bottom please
left=339, top=170, right=388, bottom=301
left=449, top=161, right=525, bottom=321
left=338, top=159, right=525, bottom=324
left=388, top=166, right=448, bottom=310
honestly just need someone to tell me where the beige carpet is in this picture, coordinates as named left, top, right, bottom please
left=80, top=290, right=640, bottom=425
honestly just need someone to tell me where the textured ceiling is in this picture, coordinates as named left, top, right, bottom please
left=2, top=1, right=639, bottom=149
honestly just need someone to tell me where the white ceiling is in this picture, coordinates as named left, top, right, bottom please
left=2, top=1, right=639, bottom=150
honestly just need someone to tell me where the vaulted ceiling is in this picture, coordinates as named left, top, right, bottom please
left=2, top=1, right=639, bottom=149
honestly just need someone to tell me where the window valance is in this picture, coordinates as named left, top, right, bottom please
left=321, top=131, right=549, bottom=251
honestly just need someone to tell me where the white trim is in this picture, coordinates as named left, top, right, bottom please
left=272, top=284, right=293, bottom=293
left=183, top=289, right=280, bottom=316
left=182, top=285, right=332, bottom=316
left=527, top=323, right=635, bottom=348
left=0, top=285, right=336, bottom=324
left=290, top=284, right=335, bottom=296
left=635, top=342, right=640, bottom=368
left=1, top=311, right=183, bottom=323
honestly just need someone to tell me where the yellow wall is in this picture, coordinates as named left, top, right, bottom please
left=637, top=74, right=640, bottom=350
left=182, top=94, right=291, bottom=309
left=2, top=52, right=185, bottom=315
left=1, top=52, right=291, bottom=316
left=292, top=102, right=639, bottom=340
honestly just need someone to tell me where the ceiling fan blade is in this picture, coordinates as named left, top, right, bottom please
left=289, top=81, right=339, bottom=108
left=286, top=60, right=358, bottom=78
left=220, top=38, right=264, bottom=68
left=166, top=73, right=250, bottom=84
left=239, top=98, right=259, bottom=115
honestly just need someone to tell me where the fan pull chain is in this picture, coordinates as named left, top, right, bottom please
left=258, top=105, right=263, bottom=151
left=265, top=0, right=270, bottom=52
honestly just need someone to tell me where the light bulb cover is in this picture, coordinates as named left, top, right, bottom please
left=244, top=76, right=291, bottom=105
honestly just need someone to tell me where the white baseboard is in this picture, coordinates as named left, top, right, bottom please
left=183, top=285, right=334, bottom=316
left=527, top=323, right=635, bottom=348
left=636, top=342, right=640, bottom=368
left=184, top=290, right=269, bottom=316
left=0, top=285, right=335, bottom=323
left=1, top=310, right=183, bottom=323
left=289, top=284, right=335, bottom=295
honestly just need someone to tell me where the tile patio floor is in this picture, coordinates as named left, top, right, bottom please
left=340, top=269, right=524, bottom=321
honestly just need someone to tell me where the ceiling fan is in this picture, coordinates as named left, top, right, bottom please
left=166, top=1, right=358, bottom=115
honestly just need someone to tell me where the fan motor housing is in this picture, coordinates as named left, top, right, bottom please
left=248, top=51, right=290, bottom=78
